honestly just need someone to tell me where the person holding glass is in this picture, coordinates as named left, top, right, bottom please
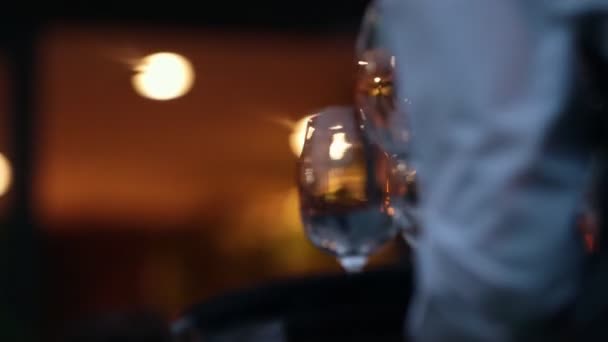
left=371, top=0, right=608, bottom=341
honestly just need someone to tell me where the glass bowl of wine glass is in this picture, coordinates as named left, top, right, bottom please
left=296, top=105, right=399, bottom=272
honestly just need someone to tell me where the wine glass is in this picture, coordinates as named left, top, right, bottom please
left=355, top=0, right=409, bottom=156
left=296, top=106, right=399, bottom=273
left=355, top=1, right=419, bottom=245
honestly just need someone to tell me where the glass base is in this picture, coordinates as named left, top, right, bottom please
left=339, top=256, right=367, bottom=273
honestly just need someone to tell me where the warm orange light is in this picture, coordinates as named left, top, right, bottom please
left=0, top=154, right=12, bottom=197
left=132, top=52, right=195, bottom=100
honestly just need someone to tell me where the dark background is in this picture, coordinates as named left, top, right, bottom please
left=0, top=0, right=408, bottom=340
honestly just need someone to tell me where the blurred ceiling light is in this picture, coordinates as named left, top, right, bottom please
left=131, top=52, right=195, bottom=100
left=0, top=154, right=12, bottom=197
left=358, top=60, right=369, bottom=65
left=289, top=115, right=315, bottom=157
left=329, top=132, right=352, bottom=160
left=373, top=77, right=382, bottom=83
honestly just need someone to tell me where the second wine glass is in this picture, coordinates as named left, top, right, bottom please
left=355, top=0, right=420, bottom=246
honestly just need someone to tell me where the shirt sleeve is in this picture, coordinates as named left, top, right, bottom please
left=378, top=1, right=597, bottom=340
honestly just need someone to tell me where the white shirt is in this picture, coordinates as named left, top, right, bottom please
left=379, top=0, right=608, bottom=340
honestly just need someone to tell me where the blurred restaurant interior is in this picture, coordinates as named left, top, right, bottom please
left=0, top=0, right=410, bottom=339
